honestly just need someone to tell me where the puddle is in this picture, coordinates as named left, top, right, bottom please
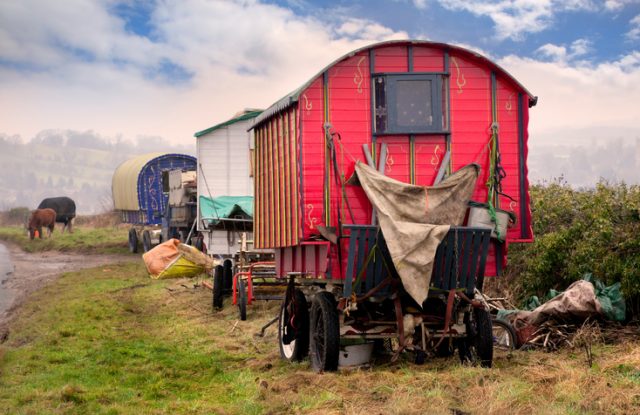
left=0, top=243, right=15, bottom=315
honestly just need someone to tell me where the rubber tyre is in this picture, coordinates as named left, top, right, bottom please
left=458, top=308, right=493, bottom=368
left=278, top=289, right=309, bottom=362
left=128, top=228, right=138, bottom=253
left=213, top=265, right=224, bottom=310
left=142, top=230, right=152, bottom=253
left=223, top=260, right=233, bottom=293
left=237, top=278, right=247, bottom=321
left=492, top=318, right=518, bottom=351
left=309, top=291, right=340, bottom=372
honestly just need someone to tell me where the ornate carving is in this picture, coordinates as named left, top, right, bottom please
left=506, top=93, right=514, bottom=114
left=451, top=57, right=466, bottom=94
left=353, top=56, right=366, bottom=94
left=430, top=144, right=442, bottom=170
left=303, top=94, right=312, bottom=111
left=306, top=204, right=318, bottom=229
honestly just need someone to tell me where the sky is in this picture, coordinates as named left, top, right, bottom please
left=1, top=0, right=640, bottom=183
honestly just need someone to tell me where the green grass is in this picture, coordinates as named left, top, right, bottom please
left=0, top=226, right=131, bottom=254
left=1, top=261, right=639, bottom=414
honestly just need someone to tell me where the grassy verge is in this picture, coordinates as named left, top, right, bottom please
left=1, top=262, right=639, bottom=414
left=0, top=226, right=131, bottom=254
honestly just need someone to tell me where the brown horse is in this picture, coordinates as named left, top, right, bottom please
left=28, top=208, right=56, bottom=240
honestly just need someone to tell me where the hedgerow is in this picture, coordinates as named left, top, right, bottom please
left=505, top=179, right=640, bottom=317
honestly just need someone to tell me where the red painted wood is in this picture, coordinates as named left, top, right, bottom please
left=377, top=136, right=411, bottom=183
left=413, top=46, right=444, bottom=72
left=375, top=45, right=408, bottom=73
left=255, top=42, right=534, bottom=277
left=414, top=135, right=446, bottom=186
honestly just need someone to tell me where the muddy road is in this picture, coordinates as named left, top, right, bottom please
left=0, top=242, right=136, bottom=337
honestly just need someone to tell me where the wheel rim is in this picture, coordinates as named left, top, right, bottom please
left=493, top=324, right=514, bottom=350
left=312, top=308, right=325, bottom=365
left=279, top=306, right=296, bottom=359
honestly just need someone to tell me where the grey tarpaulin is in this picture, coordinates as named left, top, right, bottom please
left=510, top=280, right=604, bottom=325
left=354, top=162, right=479, bottom=305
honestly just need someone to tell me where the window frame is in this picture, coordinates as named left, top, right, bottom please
left=373, top=73, right=446, bottom=135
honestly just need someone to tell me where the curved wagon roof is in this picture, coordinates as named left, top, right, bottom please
left=112, top=152, right=196, bottom=211
left=252, top=39, right=537, bottom=128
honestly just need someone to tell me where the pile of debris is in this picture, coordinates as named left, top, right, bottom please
left=485, top=275, right=634, bottom=352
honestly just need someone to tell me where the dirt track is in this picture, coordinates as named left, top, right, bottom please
left=0, top=242, right=136, bottom=339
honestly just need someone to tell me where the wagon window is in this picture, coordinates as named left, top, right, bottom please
left=373, top=74, right=445, bottom=134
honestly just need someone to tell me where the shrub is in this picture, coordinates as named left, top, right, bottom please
left=505, top=179, right=640, bottom=317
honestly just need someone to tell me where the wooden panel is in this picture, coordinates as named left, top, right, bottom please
left=414, top=135, right=446, bottom=186
left=326, top=52, right=373, bottom=234
left=374, top=45, right=409, bottom=73
left=413, top=46, right=444, bottom=72
left=376, top=136, right=411, bottom=183
left=300, top=77, right=325, bottom=240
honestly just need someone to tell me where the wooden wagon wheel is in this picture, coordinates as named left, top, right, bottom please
left=309, top=291, right=339, bottom=372
left=278, top=289, right=309, bottom=362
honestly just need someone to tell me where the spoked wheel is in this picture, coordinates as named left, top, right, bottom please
left=237, top=278, right=247, bottom=321
left=309, top=291, right=339, bottom=372
left=492, top=318, right=518, bottom=351
left=278, top=289, right=309, bottom=362
left=212, top=265, right=224, bottom=310
left=128, top=228, right=138, bottom=253
left=458, top=308, right=493, bottom=368
left=142, top=230, right=152, bottom=252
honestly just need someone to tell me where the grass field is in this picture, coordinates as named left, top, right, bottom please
left=0, top=226, right=131, bottom=254
left=1, top=261, right=639, bottom=414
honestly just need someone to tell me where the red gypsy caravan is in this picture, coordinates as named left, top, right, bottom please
left=250, top=40, right=536, bottom=371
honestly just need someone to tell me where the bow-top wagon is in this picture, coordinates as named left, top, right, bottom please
left=250, top=40, right=536, bottom=370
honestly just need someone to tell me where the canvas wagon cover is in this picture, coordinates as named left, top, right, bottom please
left=112, top=152, right=166, bottom=211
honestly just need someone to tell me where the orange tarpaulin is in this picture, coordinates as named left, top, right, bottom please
left=142, top=238, right=215, bottom=279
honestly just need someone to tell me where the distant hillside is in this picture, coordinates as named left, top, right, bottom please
left=0, top=130, right=195, bottom=214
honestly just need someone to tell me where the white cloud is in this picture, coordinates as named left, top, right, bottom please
left=627, top=14, right=640, bottom=40
left=0, top=0, right=407, bottom=144
left=412, top=0, right=428, bottom=8
left=499, top=51, right=640, bottom=148
left=535, top=39, right=592, bottom=63
left=436, top=0, right=598, bottom=40
left=604, top=0, right=639, bottom=11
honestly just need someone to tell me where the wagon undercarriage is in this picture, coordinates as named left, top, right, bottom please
left=277, top=225, right=493, bottom=371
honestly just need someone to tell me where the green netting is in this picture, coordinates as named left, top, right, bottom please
left=199, top=195, right=253, bottom=225
left=583, top=273, right=626, bottom=322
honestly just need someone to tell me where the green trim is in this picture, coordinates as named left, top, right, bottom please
left=194, top=110, right=262, bottom=138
